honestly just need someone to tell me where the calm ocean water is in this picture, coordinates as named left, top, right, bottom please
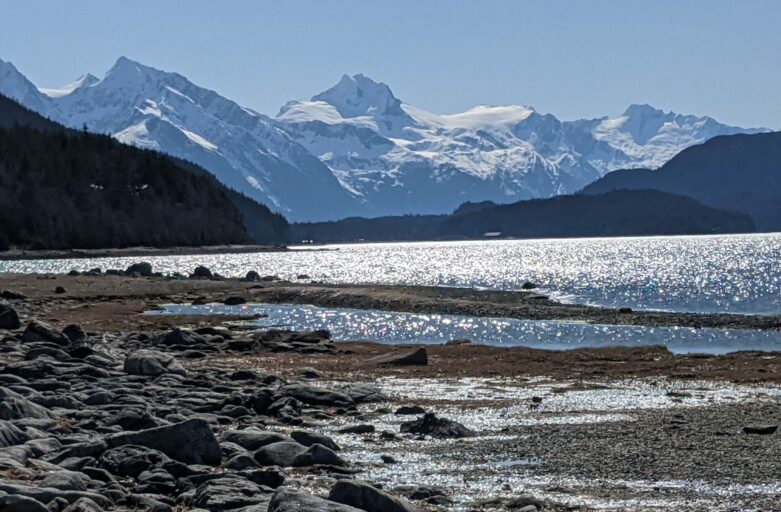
left=3, top=233, right=781, bottom=315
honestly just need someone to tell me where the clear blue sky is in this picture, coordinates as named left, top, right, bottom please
left=2, top=0, right=779, bottom=128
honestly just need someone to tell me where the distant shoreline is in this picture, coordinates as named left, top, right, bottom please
left=0, top=244, right=289, bottom=261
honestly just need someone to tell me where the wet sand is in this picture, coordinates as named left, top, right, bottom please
left=2, top=272, right=780, bottom=331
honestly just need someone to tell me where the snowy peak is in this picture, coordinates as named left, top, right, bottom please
left=0, top=58, right=49, bottom=112
left=622, top=103, right=665, bottom=119
left=39, top=73, right=99, bottom=98
left=312, top=73, right=405, bottom=120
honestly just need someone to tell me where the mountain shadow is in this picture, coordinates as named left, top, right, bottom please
left=292, top=189, right=755, bottom=243
left=582, top=131, right=781, bottom=231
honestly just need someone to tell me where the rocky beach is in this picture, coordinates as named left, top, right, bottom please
left=1, top=266, right=780, bottom=511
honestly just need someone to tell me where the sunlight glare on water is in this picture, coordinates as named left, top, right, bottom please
left=150, top=303, right=781, bottom=354
left=4, top=233, right=781, bottom=314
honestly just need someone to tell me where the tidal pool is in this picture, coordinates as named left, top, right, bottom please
left=149, top=302, right=781, bottom=354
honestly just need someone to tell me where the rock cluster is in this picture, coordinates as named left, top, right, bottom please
left=0, top=306, right=434, bottom=512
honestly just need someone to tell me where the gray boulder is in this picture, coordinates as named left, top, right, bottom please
left=124, top=350, right=186, bottom=377
left=107, top=418, right=222, bottom=466
left=269, top=487, right=363, bottom=512
left=292, top=444, right=345, bottom=467
left=253, top=441, right=307, bottom=467
left=160, top=328, right=207, bottom=347
left=0, top=303, right=20, bottom=330
left=0, top=420, right=31, bottom=447
left=277, top=384, right=354, bottom=407
left=62, top=325, right=87, bottom=344
left=192, top=474, right=269, bottom=510
left=0, top=393, right=52, bottom=420
left=291, top=430, right=340, bottom=451
left=329, top=480, right=420, bottom=512
left=0, top=492, right=49, bottom=512
left=220, top=430, right=294, bottom=451
left=125, top=262, right=153, bottom=276
left=366, top=348, right=428, bottom=366
left=61, top=497, right=105, bottom=512
left=39, top=469, right=91, bottom=491
left=340, top=384, right=387, bottom=403
left=400, top=413, right=475, bottom=439
left=190, top=265, right=213, bottom=278
left=224, top=453, right=259, bottom=470
left=22, top=320, right=70, bottom=346
left=98, top=445, right=170, bottom=478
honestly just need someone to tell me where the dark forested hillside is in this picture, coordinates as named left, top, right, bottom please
left=581, top=131, right=781, bottom=231
left=0, top=94, right=289, bottom=250
left=291, top=190, right=755, bottom=243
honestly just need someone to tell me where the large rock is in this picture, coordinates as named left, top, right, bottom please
left=39, top=469, right=91, bottom=491
left=329, top=480, right=420, bottom=512
left=340, top=384, right=387, bottom=404
left=0, top=390, right=53, bottom=420
left=291, top=431, right=340, bottom=451
left=159, top=327, right=207, bottom=347
left=0, top=483, right=112, bottom=509
left=269, top=487, right=363, bottom=512
left=124, top=350, right=186, bottom=377
left=192, top=474, right=269, bottom=510
left=400, top=413, right=475, bottom=438
left=366, top=348, right=428, bottom=366
left=98, top=445, right=170, bottom=478
left=61, top=497, right=105, bottom=512
left=190, top=265, right=213, bottom=278
left=0, top=303, right=20, bottom=330
left=125, top=262, right=153, bottom=276
left=220, top=430, right=294, bottom=451
left=291, top=444, right=345, bottom=467
left=278, top=384, right=354, bottom=407
left=108, top=418, right=221, bottom=466
left=21, top=320, right=70, bottom=346
left=62, top=324, right=87, bottom=344
left=0, top=492, right=49, bottom=512
left=253, top=441, right=307, bottom=467
left=0, top=420, right=31, bottom=447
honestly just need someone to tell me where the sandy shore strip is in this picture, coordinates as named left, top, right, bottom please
left=2, top=272, right=780, bottom=332
left=0, top=244, right=289, bottom=261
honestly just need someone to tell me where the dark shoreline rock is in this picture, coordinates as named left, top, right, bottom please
left=366, top=347, right=428, bottom=366
left=400, top=413, right=476, bottom=438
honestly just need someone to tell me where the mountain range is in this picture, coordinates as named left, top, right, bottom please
left=0, top=56, right=767, bottom=221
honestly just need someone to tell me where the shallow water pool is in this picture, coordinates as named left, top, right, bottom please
left=148, top=302, right=781, bottom=354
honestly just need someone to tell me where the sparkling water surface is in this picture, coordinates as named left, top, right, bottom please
left=4, top=233, right=781, bottom=314
left=150, top=303, right=781, bottom=354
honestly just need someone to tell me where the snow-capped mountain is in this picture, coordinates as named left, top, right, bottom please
left=0, top=57, right=766, bottom=220
left=0, top=57, right=360, bottom=221
left=277, top=74, right=767, bottom=216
